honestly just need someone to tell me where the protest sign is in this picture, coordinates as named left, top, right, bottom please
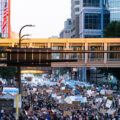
left=107, top=109, right=116, bottom=115
left=106, top=100, right=112, bottom=108
left=100, top=108, right=107, bottom=115
left=22, top=91, right=28, bottom=97
left=100, top=90, right=105, bottom=95
left=39, top=89, right=43, bottom=94
left=3, top=87, right=19, bottom=94
left=72, top=101, right=81, bottom=105
left=56, top=96, right=61, bottom=100
left=96, top=98, right=102, bottom=103
left=59, top=103, right=72, bottom=110
left=64, top=97, right=72, bottom=104
left=61, top=87, right=65, bottom=90
left=107, top=90, right=113, bottom=95
left=33, top=88, right=37, bottom=91
left=64, top=111, right=71, bottom=116
left=46, top=90, right=52, bottom=93
left=52, top=94, right=57, bottom=98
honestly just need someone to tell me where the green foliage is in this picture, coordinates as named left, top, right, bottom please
left=98, top=68, right=120, bottom=90
left=104, top=21, right=120, bottom=37
left=87, top=86, right=91, bottom=89
left=99, top=22, right=120, bottom=90
left=107, top=96, right=114, bottom=100
left=0, top=33, right=2, bottom=38
left=0, top=66, right=17, bottom=82
left=60, top=68, right=70, bottom=75
left=98, top=68, right=109, bottom=79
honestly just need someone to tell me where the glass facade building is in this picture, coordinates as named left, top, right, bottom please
left=84, top=13, right=101, bottom=29
left=59, top=19, right=72, bottom=38
left=79, top=0, right=110, bottom=38
left=69, top=0, right=120, bottom=82
left=71, top=0, right=80, bottom=38
left=83, top=0, right=100, bottom=7
left=0, top=0, right=10, bottom=38
left=103, top=0, right=120, bottom=21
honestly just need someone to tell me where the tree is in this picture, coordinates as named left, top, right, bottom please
left=99, top=68, right=120, bottom=90
left=0, top=67, right=17, bottom=85
left=108, top=68, right=120, bottom=90
left=0, top=33, right=2, bottom=38
left=104, top=21, right=120, bottom=37
left=99, top=21, right=120, bottom=90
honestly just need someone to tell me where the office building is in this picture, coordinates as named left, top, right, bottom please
left=71, top=0, right=80, bottom=38
left=0, top=0, right=10, bottom=38
left=60, top=19, right=72, bottom=38
left=103, top=0, right=120, bottom=21
left=79, top=0, right=110, bottom=38
left=71, top=0, right=120, bottom=38
left=60, top=0, right=120, bottom=81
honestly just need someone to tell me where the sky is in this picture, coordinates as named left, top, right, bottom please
left=11, top=0, right=71, bottom=38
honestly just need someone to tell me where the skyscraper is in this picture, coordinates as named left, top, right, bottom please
left=71, top=0, right=80, bottom=38
left=103, top=0, right=120, bottom=21
left=60, top=19, right=72, bottom=38
left=0, top=0, right=10, bottom=38
left=70, top=0, right=120, bottom=38
left=79, top=0, right=110, bottom=38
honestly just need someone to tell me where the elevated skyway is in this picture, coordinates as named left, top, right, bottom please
left=0, top=38, right=120, bottom=67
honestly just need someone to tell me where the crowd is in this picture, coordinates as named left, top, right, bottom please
left=0, top=80, right=120, bottom=120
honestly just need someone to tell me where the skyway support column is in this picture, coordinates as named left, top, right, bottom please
left=48, top=43, right=51, bottom=48
left=65, top=41, right=69, bottom=50
left=83, top=42, right=88, bottom=82
left=29, top=43, right=32, bottom=48
left=64, top=41, right=73, bottom=59
left=104, top=42, right=107, bottom=64
left=85, top=42, right=88, bottom=63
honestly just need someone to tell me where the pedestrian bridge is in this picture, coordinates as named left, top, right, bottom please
left=0, top=38, right=120, bottom=67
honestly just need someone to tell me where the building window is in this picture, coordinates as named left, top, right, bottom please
left=83, top=0, right=100, bottom=7
left=84, top=13, right=101, bottom=29
left=84, top=35, right=101, bottom=38
left=75, top=1, right=80, bottom=5
left=103, top=11, right=110, bottom=28
left=75, top=8, right=79, bottom=12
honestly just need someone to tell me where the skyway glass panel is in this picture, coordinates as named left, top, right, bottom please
left=71, top=45, right=85, bottom=61
left=52, top=46, right=64, bottom=59
left=88, top=43, right=104, bottom=61
left=107, top=43, right=120, bottom=61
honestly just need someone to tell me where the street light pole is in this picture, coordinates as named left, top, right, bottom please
left=19, top=24, right=35, bottom=48
left=18, top=24, right=35, bottom=94
left=16, top=24, right=35, bottom=119
left=20, top=34, right=31, bottom=40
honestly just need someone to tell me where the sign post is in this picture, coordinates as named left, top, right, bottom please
left=16, top=93, right=19, bottom=119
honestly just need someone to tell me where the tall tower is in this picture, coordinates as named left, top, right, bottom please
left=59, top=19, right=72, bottom=38
left=71, top=0, right=80, bottom=38
left=0, top=0, right=11, bottom=38
left=79, top=0, right=110, bottom=38
left=103, top=0, right=120, bottom=21
left=71, top=0, right=110, bottom=38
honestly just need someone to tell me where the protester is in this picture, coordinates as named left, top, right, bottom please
left=0, top=79, right=120, bottom=120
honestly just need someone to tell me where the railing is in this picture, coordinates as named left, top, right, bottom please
left=88, top=58, right=104, bottom=62
left=0, top=49, right=120, bottom=65
left=107, top=58, right=120, bottom=62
